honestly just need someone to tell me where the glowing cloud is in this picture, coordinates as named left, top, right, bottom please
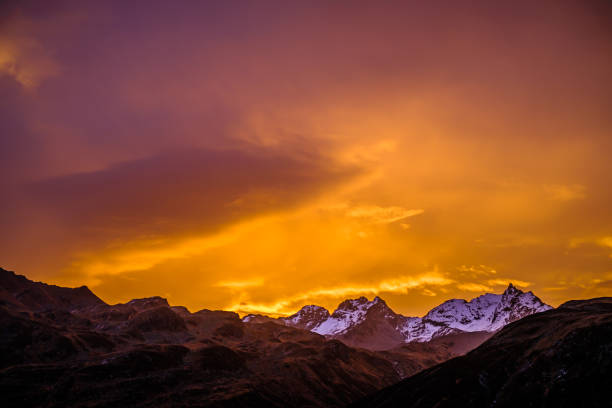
left=486, top=279, right=531, bottom=288
left=457, top=283, right=493, bottom=292
left=215, top=278, right=265, bottom=289
left=227, top=271, right=454, bottom=316
left=0, top=34, right=59, bottom=89
left=345, top=206, right=424, bottom=224
left=544, top=184, right=586, bottom=202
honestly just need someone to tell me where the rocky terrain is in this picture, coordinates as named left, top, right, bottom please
left=0, top=268, right=452, bottom=408
left=352, top=297, right=612, bottom=408
left=3, top=266, right=591, bottom=408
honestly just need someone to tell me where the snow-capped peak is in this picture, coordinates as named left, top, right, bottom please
left=399, top=283, right=552, bottom=341
left=246, top=284, right=553, bottom=348
left=313, top=284, right=552, bottom=343
left=503, top=282, right=521, bottom=296
left=422, top=292, right=501, bottom=332
left=280, top=305, right=330, bottom=330
left=312, top=296, right=385, bottom=335
left=488, top=284, right=552, bottom=331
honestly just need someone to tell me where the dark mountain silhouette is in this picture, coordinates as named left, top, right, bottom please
left=0, top=268, right=105, bottom=311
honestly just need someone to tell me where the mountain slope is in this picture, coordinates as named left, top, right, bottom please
left=352, top=297, right=612, bottom=408
left=312, top=296, right=408, bottom=350
left=0, top=268, right=105, bottom=311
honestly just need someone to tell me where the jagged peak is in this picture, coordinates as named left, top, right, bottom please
left=369, top=296, right=396, bottom=313
left=502, top=283, right=523, bottom=296
left=335, top=296, right=370, bottom=311
left=297, top=304, right=329, bottom=314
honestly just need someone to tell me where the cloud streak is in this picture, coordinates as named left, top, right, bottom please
left=345, top=206, right=424, bottom=224
left=227, top=271, right=454, bottom=316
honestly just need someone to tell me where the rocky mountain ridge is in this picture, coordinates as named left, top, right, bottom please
left=244, top=283, right=552, bottom=350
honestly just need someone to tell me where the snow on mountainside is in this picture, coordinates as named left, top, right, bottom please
left=312, top=296, right=388, bottom=336
left=279, top=305, right=330, bottom=330
left=489, top=283, right=552, bottom=330
left=245, top=283, right=552, bottom=347
left=400, top=283, right=552, bottom=342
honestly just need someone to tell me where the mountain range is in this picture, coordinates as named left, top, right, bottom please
left=243, top=283, right=552, bottom=350
left=2, top=267, right=609, bottom=407
left=0, top=267, right=452, bottom=407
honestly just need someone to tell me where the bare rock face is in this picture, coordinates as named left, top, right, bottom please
left=127, top=305, right=187, bottom=332
left=127, top=296, right=170, bottom=310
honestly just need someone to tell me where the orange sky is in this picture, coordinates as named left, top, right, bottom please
left=1, top=0, right=611, bottom=317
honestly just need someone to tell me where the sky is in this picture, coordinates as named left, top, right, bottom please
left=1, top=0, right=611, bottom=317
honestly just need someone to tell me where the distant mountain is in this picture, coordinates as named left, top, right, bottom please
left=244, top=283, right=552, bottom=350
left=279, top=304, right=330, bottom=330
left=400, top=283, right=552, bottom=341
left=352, top=297, right=612, bottom=408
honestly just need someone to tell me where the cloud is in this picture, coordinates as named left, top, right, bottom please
left=228, top=270, right=541, bottom=316
left=457, top=264, right=498, bottom=276
left=345, top=205, right=424, bottom=224
left=0, top=19, right=60, bottom=89
left=569, top=236, right=612, bottom=256
left=4, top=148, right=360, bottom=278
left=457, top=283, right=493, bottom=292
left=227, top=270, right=454, bottom=316
left=486, top=279, right=531, bottom=288
left=593, top=280, right=612, bottom=289
left=71, top=224, right=244, bottom=280
left=598, top=237, right=612, bottom=249
left=543, top=184, right=586, bottom=201
left=215, top=278, right=265, bottom=289
left=26, top=148, right=358, bottom=234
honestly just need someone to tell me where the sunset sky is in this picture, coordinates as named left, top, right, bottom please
left=1, top=0, right=611, bottom=317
